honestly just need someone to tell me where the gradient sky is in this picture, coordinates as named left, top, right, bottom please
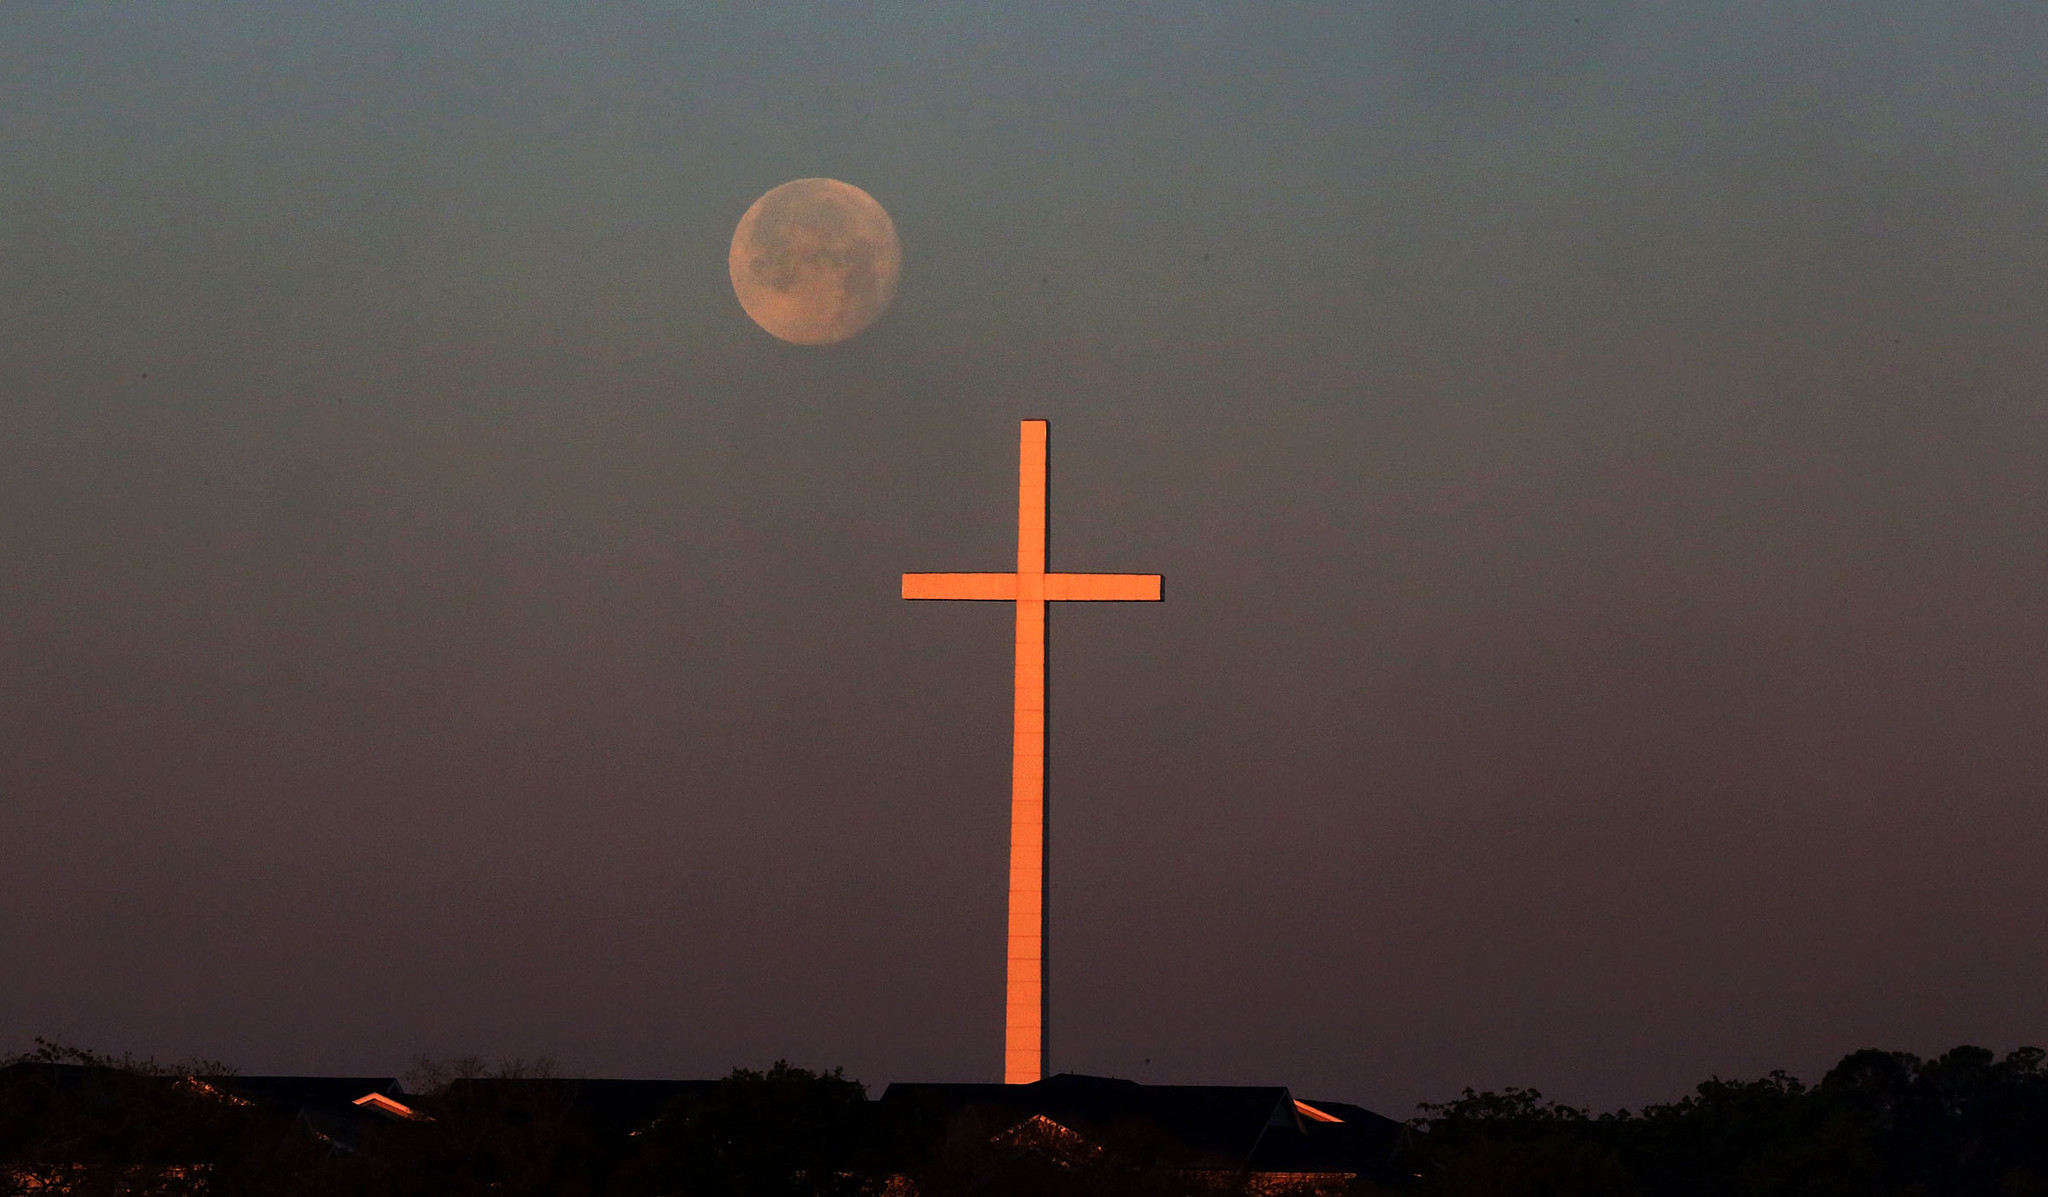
left=3, top=3, right=2046, bottom=1115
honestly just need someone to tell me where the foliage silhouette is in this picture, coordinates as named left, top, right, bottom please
left=1404, top=1045, right=2048, bottom=1196
left=614, top=1060, right=873, bottom=1197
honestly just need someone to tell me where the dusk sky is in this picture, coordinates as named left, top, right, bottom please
left=4, top=4, right=2046, bottom=1115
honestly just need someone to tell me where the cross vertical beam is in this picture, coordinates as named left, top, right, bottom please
left=903, top=420, right=1162, bottom=1084
left=1010, top=420, right=1048, bottom=1086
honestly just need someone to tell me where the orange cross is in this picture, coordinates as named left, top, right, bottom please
left=903, top=419, right=1162, bottom=1084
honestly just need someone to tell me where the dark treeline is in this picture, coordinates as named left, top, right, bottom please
left=1407, top=1045, right=2048, bottom=1196
left=4, top=1040, right=2047, bottom=1195
left=1, top=1044, right=866, bottom=1197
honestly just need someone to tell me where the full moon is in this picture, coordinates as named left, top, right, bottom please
left=728, top=178, right=901, bottom=345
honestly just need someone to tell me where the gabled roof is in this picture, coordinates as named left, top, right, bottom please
left=1248, top=1097, right=1408, bottom=1177
left=205, top=1075, right=403, bottom=1120
left=191, top=1076, right=412, bottom=1153
left=879, top=1072, right=1406, bottom=1179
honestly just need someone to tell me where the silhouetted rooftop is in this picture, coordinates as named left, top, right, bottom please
left=879, top=1072, right=1408, bottom=1181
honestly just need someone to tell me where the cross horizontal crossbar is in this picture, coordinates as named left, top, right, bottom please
left=902, top=573, right=1162, bottom=602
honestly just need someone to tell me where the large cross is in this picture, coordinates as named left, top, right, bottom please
left=903, top=419, right=1162, bottom=1084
